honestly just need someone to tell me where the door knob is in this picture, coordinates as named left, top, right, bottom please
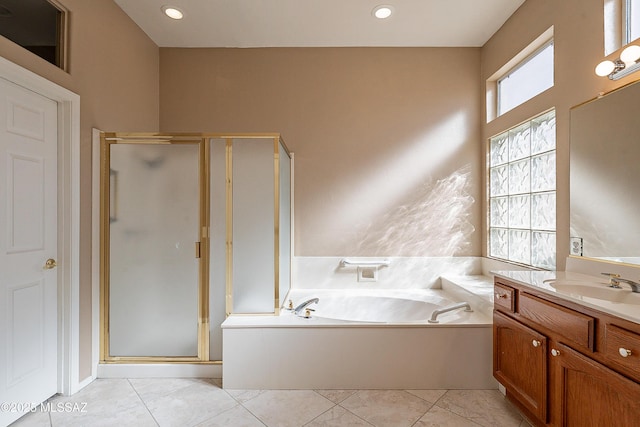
left=43, top=258, right=57, bottom=270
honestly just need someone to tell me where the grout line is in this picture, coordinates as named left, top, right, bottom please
left=312, top=389, right=357, bottom=405
left=408, top=401, right=435, bottom=427
left=198, top=403, right=265, bottom=427
left=223, top=389, right=269, bottom=427
left=304, top=390, right=372, bottom=426
left=296, top=390, right=338, bottom=427
left=334, top=403, right=376, bottom=427
left=236, top=404, right=269, bottom=427
left=127, top=378, right=161, bottom=427
left=300, top=402, right=339, bottom=426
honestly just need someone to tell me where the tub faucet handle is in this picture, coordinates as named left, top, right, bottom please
left=293, top=297, right=319, bottom=316
left=287, top=299, right=294, bottom=310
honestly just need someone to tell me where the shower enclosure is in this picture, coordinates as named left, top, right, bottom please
left=100, top=133, right=292, bottom=363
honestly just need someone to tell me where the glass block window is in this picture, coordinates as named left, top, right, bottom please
left=497, top=41, right=554, bottom=116
left=489, top=110, right=556, bottom=269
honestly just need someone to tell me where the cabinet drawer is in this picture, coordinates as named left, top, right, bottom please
left=605, top=324, right=640, bottom=380
left=494, top=283, right=515, bottom=312
left=519, top=293, right=595, bottom=351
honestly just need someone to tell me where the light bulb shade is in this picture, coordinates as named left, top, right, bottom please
left=620, top=45, right=640, bottom=65
left=595, top=60, right=616, bottom=77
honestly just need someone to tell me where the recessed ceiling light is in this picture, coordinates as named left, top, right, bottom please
left=372, top=5, right=393, bottom=19
left=162, top=5, right=184, bottom=20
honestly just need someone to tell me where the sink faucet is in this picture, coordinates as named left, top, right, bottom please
left=293, top=298, right=319, bottom=316
left=611, top=277, right=640, bottom=293
left=601, top=273, right=640, bottom=293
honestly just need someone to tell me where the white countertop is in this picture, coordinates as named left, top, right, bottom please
left=493, top=270, right=640, bottom=325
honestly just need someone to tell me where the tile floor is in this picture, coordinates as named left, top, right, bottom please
left=10, top=378, right=533, bottom=427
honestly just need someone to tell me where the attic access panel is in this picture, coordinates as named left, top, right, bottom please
left=0, top=0, right=68, bottom=70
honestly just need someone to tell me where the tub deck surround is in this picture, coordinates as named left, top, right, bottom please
left=492, top=270, right=640, bottom=324
left=440, top=274, right=495, bottom=317
left=222, top=285, right=495, bottom=390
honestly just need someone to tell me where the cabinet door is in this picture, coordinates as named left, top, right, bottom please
left=493, top=311, right=547, bottom=422
left=551, top=343, right=640, bottom=427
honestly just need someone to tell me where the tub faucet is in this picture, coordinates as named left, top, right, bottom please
left=602, top=273, right=640, bottom=293
left=294, top=298, right=319, bottom=316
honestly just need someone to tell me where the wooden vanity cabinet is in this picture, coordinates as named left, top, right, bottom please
left=493, top=311, right=547, bottom=421
left=493, top=277, right=640, bottom=427
left=551, top=342, right=640, bottom=427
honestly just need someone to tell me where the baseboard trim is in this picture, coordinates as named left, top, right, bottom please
left=97, top=363, right=222, bottom=379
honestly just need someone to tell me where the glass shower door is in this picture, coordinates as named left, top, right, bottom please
left=106, top=142, right=202, bottom=358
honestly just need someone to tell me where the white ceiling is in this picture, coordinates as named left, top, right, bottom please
left=114, top=0, right=526, bottom=48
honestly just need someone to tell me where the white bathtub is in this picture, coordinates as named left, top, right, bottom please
left=296, top=289, right=481, bottom=324
left=222, top=287, right=495, bottom=390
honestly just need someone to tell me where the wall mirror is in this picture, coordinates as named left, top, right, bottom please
left=570, top=79, right=640, bottom=265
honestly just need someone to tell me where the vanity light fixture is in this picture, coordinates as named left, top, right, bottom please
left=595, top=45, right=640, bottom=80
left=372, top=5, right=394, bottom=19
left=161, top=5, right=184, bottom=20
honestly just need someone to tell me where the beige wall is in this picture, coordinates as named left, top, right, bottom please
left=0, top=0, right=159, bottom=380
left=481, top=0, right=637, bottom=270
left=160, top=47, right=483, bottom=257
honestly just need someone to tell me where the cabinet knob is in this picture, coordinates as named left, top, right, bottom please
left=619, top=347, right=632, bottom=358
left=532, top=340, right=541, bottom=348
left=495, top=293, right=507, bottom=299
left=551, top=348, right=561, bottom=357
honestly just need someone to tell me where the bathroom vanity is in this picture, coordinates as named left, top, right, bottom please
left=492, top=271, right=640, bottom=427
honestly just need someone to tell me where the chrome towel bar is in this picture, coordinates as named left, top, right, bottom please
left=340, top=258, right=390, bottom=267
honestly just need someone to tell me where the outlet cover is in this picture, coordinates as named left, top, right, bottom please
left=570, top=237, right=583, bottom=256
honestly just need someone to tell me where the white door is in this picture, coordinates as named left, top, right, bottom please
left=0, top=77, right=58, bottom=426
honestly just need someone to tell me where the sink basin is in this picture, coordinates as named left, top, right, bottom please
left=545, top=280, right=640, bottom=305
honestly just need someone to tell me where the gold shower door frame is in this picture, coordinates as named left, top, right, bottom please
left=100, top=133, right=210, bottom=363
left=99, top=132, right=290, bottom=364
left=223, top=135, right=288, bottom=316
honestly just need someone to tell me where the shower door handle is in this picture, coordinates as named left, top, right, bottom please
left=195, top=242, right=201, bottom=258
